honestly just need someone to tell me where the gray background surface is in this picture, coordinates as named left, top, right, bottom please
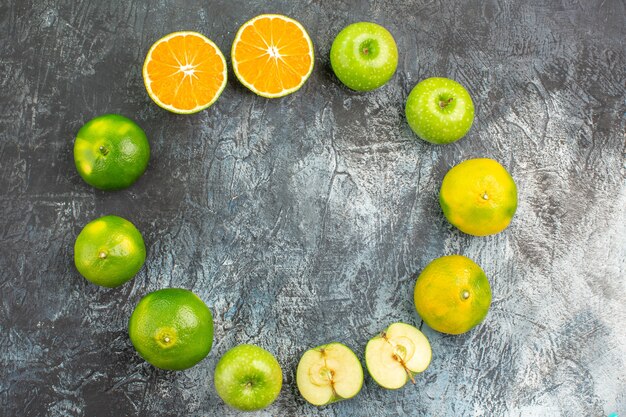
left=1, top=0, right=625, bottom=416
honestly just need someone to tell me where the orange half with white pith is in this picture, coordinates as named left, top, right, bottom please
left=231, top=14, right=314, bottom=98
left=143, top=31, right=227, bottom=114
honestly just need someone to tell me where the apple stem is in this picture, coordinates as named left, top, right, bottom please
left=322, top=365, right=338, bottom=397
left=406, top=367, right=416, bottom=384
left=439, top=97, right=453, bottom=109
left=393, top=354, right=416, bottom=384
left=324, top=369, right=334, bottom=382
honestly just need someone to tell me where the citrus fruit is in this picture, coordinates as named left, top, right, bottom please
left=74, top=215, right=146, bottom=288
left=413, top=255, right=491, bottom=335
left=232, top=14, right=314, bottom=98
left=128, top=288, right=213, bottom=370
left=143, top=31, right=227, bottom=114
left=74, top=114, right=150, bottom=190
left=439, top=158, right=517, bottom=236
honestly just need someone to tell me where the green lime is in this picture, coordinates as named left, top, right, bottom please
left=74, top=215, right=146, bottom=288
left=128, top=288, right=214, bottom=370
left=74, top=114, right=150, bottom=190
left=439, top=158, right=517, bottom=236
left=414, top=255, right=491, bottom=335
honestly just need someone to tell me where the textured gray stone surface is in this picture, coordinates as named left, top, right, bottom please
left=1, top=0, right=625, bottom=416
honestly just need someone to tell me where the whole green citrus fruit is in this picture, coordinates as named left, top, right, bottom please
left=74, top=114, right=150, bottom=190
left=414, top=255, right=491, bottom=335
left=74, top=215, right=146, bottom=288
left=440, top=158, right=517, bottom=236
left=128, top=288, right=214, bottom=370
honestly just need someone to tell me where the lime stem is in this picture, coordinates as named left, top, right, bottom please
left=99, top=145, right=109, bottom=156
left=98, top=251, right=107, bottom=259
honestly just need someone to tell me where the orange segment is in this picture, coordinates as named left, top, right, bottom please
left=143, top=31, right=227, bottom=114
left=232, top=14, right=314, bottom=98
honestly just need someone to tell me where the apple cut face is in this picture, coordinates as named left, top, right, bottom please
left=296, top=342, right=363, bottom=406
left=365, top=322, right=431, bottom=389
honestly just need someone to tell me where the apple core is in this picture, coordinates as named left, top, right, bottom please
left=296, top=342, right=363, bottom=406
left=365, top=323, right=431, bottom=390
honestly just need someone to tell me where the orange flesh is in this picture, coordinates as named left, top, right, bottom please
left=233, top=16, right=313, bottom=95
left=145, top=33, right=226, bottom=111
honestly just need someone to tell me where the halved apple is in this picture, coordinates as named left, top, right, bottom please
left=296, top=342, right=363, bottom=406
left=365, top=322, right=431, bottom=389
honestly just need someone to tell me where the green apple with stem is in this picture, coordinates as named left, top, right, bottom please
left=405, top=77, right=475, bottom=144
left=296, top=342, right=363, bottom=406
left=330, top=22, right=398, bottom=91
left=214, top=344, right=282, bottom=411
left=365, top=323, right=431, bottom=389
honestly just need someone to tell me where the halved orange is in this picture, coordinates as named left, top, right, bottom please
left=143, top=31, right=227, bottom=114
left=232, top=14, right=314, bottom=98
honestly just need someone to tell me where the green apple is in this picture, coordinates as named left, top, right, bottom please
left=296, top=342, right=363, bottom=406
left=330, top=22, right=398, bottom=91
left=365, top=322, right=431, bottom=389
left=214, top=344, right=282, bottom=411
left=405, top=77, right=475, bottom=144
